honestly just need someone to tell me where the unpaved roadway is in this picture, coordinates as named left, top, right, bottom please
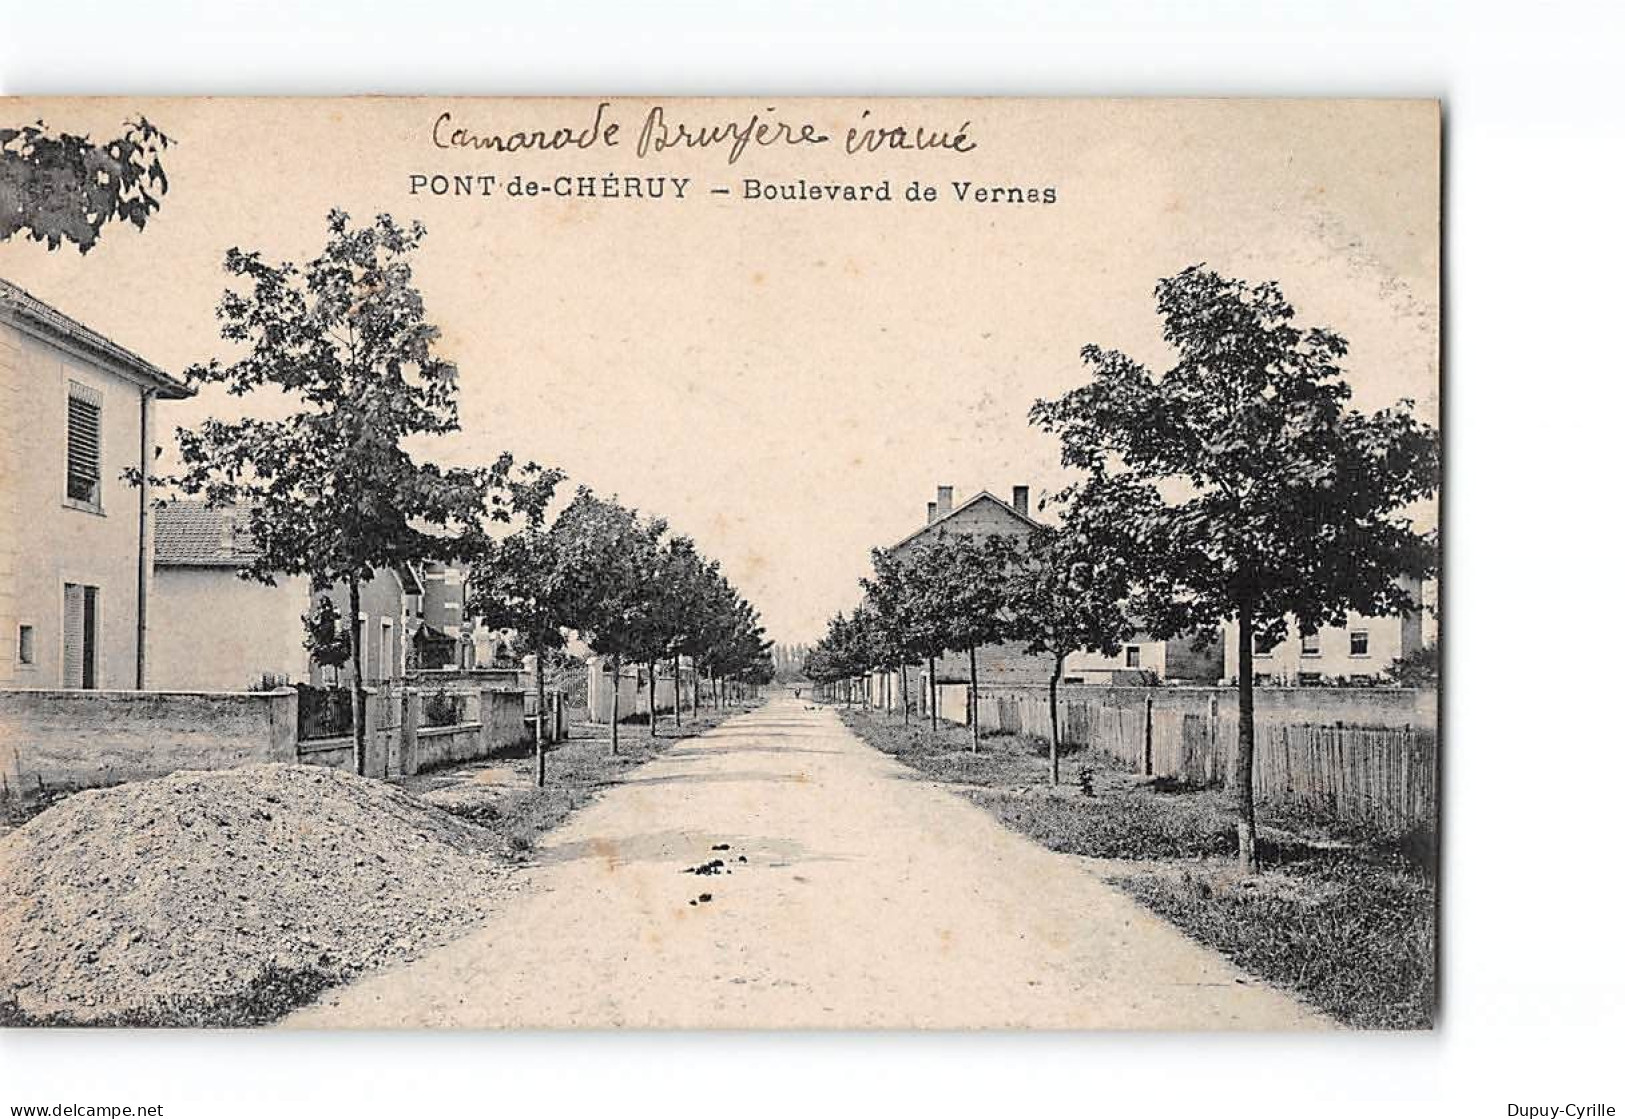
left=285, top=695, right=1328, bottom=1029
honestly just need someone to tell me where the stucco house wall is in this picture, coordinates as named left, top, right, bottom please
left=147, top=567, right=313, bottom=691
left=1064, top=631, right=1223, bottom=683
left=0, top=282, right=192, bottom=691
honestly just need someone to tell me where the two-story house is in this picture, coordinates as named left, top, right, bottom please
left=1219, top=576, right=1435, bottom=686
left=0, top=277, right=194, bottom=690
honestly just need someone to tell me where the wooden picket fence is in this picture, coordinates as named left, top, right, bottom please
left=939, top=684, right=1436, bottom=834
left=1169, top=715, right=1437, bottom=833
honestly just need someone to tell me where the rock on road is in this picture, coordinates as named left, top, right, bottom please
left=284, top=695, right=1328, bottom=1029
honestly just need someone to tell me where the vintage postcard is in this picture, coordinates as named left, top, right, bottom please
left=0, top=97, right=1439, bottom=1029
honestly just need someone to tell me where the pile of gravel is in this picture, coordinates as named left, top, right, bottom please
left=0, top=763, right=521, bottom=1024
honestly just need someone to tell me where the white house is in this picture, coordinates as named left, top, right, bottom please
left=1220, top=577, right=1434, bottom=685
left=0, top=277, right=194, bottom=690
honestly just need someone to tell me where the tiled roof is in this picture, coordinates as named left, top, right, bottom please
left=0, top=275, right=193, bottom=399
left=153, top=501, right=263, bottom=567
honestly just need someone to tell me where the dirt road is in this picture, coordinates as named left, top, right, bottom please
left=284, top=696, right=1328, bottom=1029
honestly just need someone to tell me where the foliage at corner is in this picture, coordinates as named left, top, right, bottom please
left=0, top=117, right=171, bottom=252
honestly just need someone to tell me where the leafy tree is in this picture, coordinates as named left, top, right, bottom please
left=548, top=488, right=667, bottom=755
left=700, top=592, right=773, bottom=708
left=637, top=534, right=716, bottom=734
left=805, top=612, right=858, bottom=705
left=673, top=557, right=732, bottom=718
left=166, top=210, right=503, bottom=774
left=927, top=534, right=1019, bottom=752
left=302, top=595, right=351, bottom=672
left=861, top=548, right=930, bottom=725
left=893, top=536, right=963, bottom=734
left=466, top=462, right=570, bottom=785
left=1005, top=488, right=1144, bottom=785
left=1032, top=265, right=1440, bottom=871
left=1, top=117, right=171, bottom=252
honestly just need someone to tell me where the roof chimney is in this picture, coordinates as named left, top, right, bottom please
left=927, top=501, right=939, bottom=524
left=936, top=485, right=954, bottom=516
left=1012, top=485, right=1030, bottom=517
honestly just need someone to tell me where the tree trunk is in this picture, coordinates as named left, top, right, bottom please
left=899, top=661, right=910, bottom=727
left=672, top=657, right=683, bottom=729
left=610, top=655, right=621, bottom=755
left=968, top=645, right=981, bottom=754
left=347, top=576, right=367, bottom=776
left=1048, top=656, right=1062, bottom=787
left=927, top=656, right=938, bottom=734
left=1236, top=599, right=1258, bottom=874
left=648, top=660, right=659, bottom=738
left=533, top=645, right=547, bottom=787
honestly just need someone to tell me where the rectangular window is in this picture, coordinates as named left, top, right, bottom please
left=1125, top=646, right=1141, bottom=668
left=62, top=583, right=98, bottom=688
left=379, top=617, right=396, bottom=681
left=17, top=624, right=34, bottom=665
left=1349, top=630, right=1371, bottom=657
left=66, top=382, right=103, bottom=508
left=1301, top=632, right=1321, bottom=656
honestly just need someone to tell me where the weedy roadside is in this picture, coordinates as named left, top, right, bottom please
left=839, top=706, right=1436, bottom=1029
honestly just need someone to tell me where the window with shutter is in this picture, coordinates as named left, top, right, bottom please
left=66, top=382, right=102, bottom=508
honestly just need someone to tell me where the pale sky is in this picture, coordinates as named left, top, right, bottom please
left=0, top=97, right=1438, bottom=645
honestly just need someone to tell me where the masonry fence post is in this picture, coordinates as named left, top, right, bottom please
left=478, top=688, right=493, bottom=758
left=403, top=688, right=422, bottom=775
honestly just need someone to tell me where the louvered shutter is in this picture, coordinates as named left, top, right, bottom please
left=66, top=383, right=102, bottom=505
left=62, top=584, right=84, bottom=688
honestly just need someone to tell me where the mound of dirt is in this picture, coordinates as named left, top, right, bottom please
left=0, top=763, right=522, bottom=1024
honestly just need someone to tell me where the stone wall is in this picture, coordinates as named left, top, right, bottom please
left=0, top=687, right=297, bottom=795
left=294, top=686, right=532, bottom=777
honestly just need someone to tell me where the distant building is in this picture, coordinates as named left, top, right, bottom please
left=0, top=277, right=194, bottom=690
left=890, top=485, right=1219, bottom=685
left=1220, top=576, right=1434, bottom=686
left=148, top=501, right=408, bottom=691
left=890, top=484, right=1051, bottom=685
left=409, top=560, right=512, bottom=671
